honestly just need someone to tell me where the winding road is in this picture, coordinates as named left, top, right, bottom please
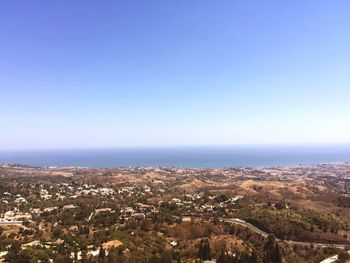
left=220, top=218, right=350, bottom=249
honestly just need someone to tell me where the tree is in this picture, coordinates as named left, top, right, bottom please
left=250, top=249, right=258, bottom=263
left=198, top=239, right=211, bottom=260
left=215, top=194, right=229, bottom=203
left=337, top=251, right=350, bottom=263
left=4, top=246, right=52, bottom=263
left=52, top=226, right=62, bottom=239
left=160, top=251, right=172, bottom=263
left=106, top=247, right=125, bottom=263
left=148, top=255, right=161, bottom=263
left=216, top=247, right=226, bottom=263
left=53, top=254, right=73, bottom=263
left=98, top=245, right=106, bottom=263
left=4, top=241, right=21, bottom=263
left=81, top=250, right=88, bottom=263
left=263, top=235, right=282, bottom=263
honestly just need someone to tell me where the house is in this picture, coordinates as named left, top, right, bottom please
left=102, top=240, right=123, bottom=250
left=0, top=251, right=8, bottom=259
left=22, top=240, right=41, bottom=249
left=44, top=207, right=58, bottom=213
left=95, top=208, right=112, bottom=214
left=39, top=189, right=51, bottom=200
left=49, top=238, right=65, bottom=247
left=99, top=188, right=115, bottom=196
left=15, top=197, right=27, bottom=204
left=124, top=207, right=135, bottom=214
left=30, top=208, right=41, bottom=214
left=232, top=195, right=244, bottom=202
left=56, top=195, right=65, bottom=201
left=131, top=213, right=145, bottom=220
left=0, top=211, right=31, bottom=224
left=171, top=198, right=181, bottom=203
left=182, top=216, right=192, bottom=222
left=170, top=241, right=178, bottom=247
left=63, top=204, right=78, bottom=210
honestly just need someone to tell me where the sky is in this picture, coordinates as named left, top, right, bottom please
left=0, top=0, right=350, bottom=150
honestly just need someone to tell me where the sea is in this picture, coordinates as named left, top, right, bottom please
left=1, top=144, right=350, bottom=168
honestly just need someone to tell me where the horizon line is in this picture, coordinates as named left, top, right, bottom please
left=1, top=142, right=350, bottom=152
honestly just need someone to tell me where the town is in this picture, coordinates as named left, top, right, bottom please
left=0, top=164, right=350, bottom=263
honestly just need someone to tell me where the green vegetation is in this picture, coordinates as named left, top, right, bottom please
left=1, top=164, right=350, bottom=262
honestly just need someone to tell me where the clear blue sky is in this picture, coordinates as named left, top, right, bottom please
left=1, top=0, right=349, bottom=150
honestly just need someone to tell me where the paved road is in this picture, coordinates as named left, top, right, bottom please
left=220, top=218, right=350, bottom=249
left=319, top=250, right=350, bottom=263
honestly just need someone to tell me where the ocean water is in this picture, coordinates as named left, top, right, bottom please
left=0, top=145, right=350, bottom=168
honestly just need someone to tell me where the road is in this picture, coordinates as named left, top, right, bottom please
left=319, top=250, right=350, bottom=263
left=220, top=218, right=350, bottom=249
